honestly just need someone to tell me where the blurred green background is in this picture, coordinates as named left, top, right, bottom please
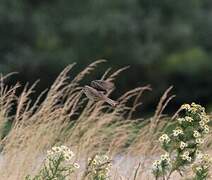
left=0, top=0, right=212, bottom=113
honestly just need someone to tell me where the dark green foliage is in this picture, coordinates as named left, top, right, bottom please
left=0, top=0, right=212, bottom=112
left=0, top=120, right=13, bottom=139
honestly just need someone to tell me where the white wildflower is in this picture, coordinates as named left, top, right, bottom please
left=204, top=128, right=209, bottom=134
left=52, top=146, right=61, bottom=153
left=61, top=145, right=68, bottom=151
left=67, top=149, right=75, bottom=158
left=190, top=107, right=197, bottom=113
left=181, top=154, right=188, bottom=160
left=64, top=153, right=71, bottom=161
left=187, top=156, right=192, bottom=162
left=199, top=120, right=205, bottom=127
left=184, top=151, right=189, bottom=156
left=181, top=151, right=191, bottom=161
left=181, top=104, right=190, bottom=110
left=203, top=125, right=209, bottom=134
left=185, top=116, right=193, bottom=122
left=202, top=154, right=211, bottom=163
left=159, top=134, right=170, bottom=143
left=193, top=130, right=201, bottom=138
left=196, top=138, right=204, bottom=144
left=177, top=118, right=185, bottom=124
left=47, top=146, right=75, bottom=162
left=47, top=150, right=54, bottom=157
left=196, top=167, right=202, bottom=172
left=202, top=115, right=210, bottom=123
left=173, top=128, right=183, bottom=136
left=152, top=160, right=161, bottom=169
left=160, top=153, right=169, bottom=161
left=74, top=163, right=80, bottom=169
left=196, top=150, right=203, bottom=160
left=102, top=155, right=109, bottom=161
left=180, top=141, right=188, bottom=150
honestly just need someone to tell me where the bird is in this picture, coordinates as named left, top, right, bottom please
left=82, top=85, right=118, bottom=107
left=90, top=80, right=114, bottom=94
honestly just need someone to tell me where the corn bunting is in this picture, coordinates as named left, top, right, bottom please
left=83, top=85, right=118, bottom=107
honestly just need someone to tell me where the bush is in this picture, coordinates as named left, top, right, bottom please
left=152, top=103, right=211, bottom=180
left=26, top=146, right=80, bottom=180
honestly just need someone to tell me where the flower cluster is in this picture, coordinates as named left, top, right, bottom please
left=87, top=154, right=111, bottom=180
left=201, top=114, right=210, bottom=123
left=180, top=104, right=190, bottom=110
left=193, top=130, right=201, bottom=138
left=177, top=118, right=185, bottom=124
left=179, top=141, right=187, bottom=150
left=192, top=152, right=212, bottom=179
left=199, top=120, right=205, bottom=127
left=181, top=103, right=205, bottom=114
left=160, top=153, right=170, bottom=162
left=152, top=103, right=211, bottom=180
left=152, top=160, right=161, bottom=170
left=47, top=146, right=75, bottom=162
left=172, top=128, right=183, bottom=136
left=195, top=138, right=204, bottom=145
left=26, top=146, right=79, bottom=180
left=185, top=116, right=193, bottom=122
left=159, top=134, right=170, bottom=144
left=204, top=125, right=209, bottom=134
left=180, top=151, right=192, bottom=162
left=179, top=103, right=210, bottom=146
left=152, top=153, right=171, bottom=177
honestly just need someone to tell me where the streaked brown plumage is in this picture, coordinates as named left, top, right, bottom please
left=83, top=85, right=118, bottom=107
left=90, top=80, right=114, bottom=94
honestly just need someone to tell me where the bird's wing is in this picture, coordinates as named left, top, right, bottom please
left=91, top=80, right=114, bottom=92
left=83, top=85, right=102, bottom=101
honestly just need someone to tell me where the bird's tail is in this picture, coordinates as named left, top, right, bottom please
left=104, top=97, right=118, bottom=107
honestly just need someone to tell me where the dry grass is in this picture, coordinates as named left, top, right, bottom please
left=0, top=61, right=211, bottom=180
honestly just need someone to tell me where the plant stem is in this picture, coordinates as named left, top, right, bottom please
left=133, top=162, right=141, bottom=180
left=167, top=170, right=174, bottom=180
left=51, top=155, right=62, bottom=179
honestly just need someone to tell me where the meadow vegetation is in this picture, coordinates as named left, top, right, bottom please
left=0, top=60, right=211, bottom=180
